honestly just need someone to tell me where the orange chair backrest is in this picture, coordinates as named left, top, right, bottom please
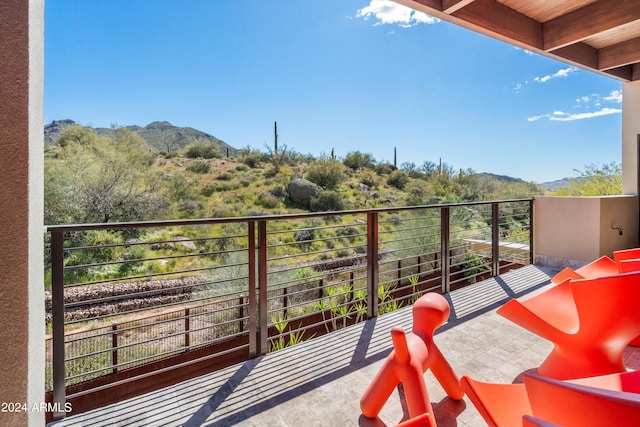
left=570, top=271, right=640, bottom=341
left=525, top=374, right=640, bottom=427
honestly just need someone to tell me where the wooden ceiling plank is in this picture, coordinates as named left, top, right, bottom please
left=442, top=0, right=476, bottom=15
left=544, top=0, right=640, bottom=51
left=599, top=37, right=640, bottom=70
left=452, top=0, right=543, bottom=49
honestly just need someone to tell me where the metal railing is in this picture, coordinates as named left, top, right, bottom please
left=46, top=199, right=533, bottom=419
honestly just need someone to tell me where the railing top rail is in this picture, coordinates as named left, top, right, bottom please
left=46, top=198, right=534, bottom=233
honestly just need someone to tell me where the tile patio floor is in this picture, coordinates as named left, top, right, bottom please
left=48, top=265, right=640, bottom=427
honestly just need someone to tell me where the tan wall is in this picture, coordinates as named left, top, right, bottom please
left=0, top=1, right=45, bottom=426
left=599, top=196, right=640, bottom=256
left=534, top=196, right=639, bottom=268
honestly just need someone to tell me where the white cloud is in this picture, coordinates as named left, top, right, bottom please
left=528, top=107, right=621, bottom=122
left=533, top=66, right=577, bottom=83
left=514, top=46, right=535, bottom=56
left=356, top=0, right=439, bottom=27
left=604, top=90, right=622, bottom=103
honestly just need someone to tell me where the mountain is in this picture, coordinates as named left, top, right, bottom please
left=540, top=177, right=584, bottom=191
left=44, top=120, right=238, bottom=156
left=44, top=119, right=75, bottom=145
left=476, top=172, right=527, bottom=183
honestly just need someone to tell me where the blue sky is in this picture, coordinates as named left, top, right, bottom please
left=45, top=0, right=623, bottom=183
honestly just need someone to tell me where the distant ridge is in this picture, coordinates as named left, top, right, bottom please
left=476, top=172, right=526, bottom=183
left=44, top=120, right=238, bottom=156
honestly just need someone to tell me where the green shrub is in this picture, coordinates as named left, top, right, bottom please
left=387, top=170, right=409, bottom=190
left=186, top=160, right=210, bottom=174
left=210, top=204, right=233, bottom=218
left=343, top=151, right=375, bottom=171
left=310, top=191, right=345, bottom=212
left=200, top=183, right=216, bottom=197
left=374, top=163, right=396, bottom=176
left=183, top=140, right=221, bottom=159
left=257, top=192, right=280, bottom=209
left=306, top=159, right=346, bottom=190
left=359, top=169, right=380, bottom=188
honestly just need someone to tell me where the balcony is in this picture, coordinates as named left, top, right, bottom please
left=46, top=200, right=535, bottom=421
left=46, top=263, right=640, bottom=426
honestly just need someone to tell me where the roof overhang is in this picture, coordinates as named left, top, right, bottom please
left=394, top=0, right=640, bottom=82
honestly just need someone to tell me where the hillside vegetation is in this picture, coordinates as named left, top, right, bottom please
left=44, top=122, right=547, bottom=226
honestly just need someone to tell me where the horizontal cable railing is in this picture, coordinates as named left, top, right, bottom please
left=46, top=199, right=532, bottom=419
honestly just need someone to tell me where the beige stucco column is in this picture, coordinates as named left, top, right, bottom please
left=622, top=81, right=640, bottom=195
left=0, top=0, right=45, bottom=426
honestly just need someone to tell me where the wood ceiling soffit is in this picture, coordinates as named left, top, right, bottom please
left=599, top=37, right=640, bottom=71
left=604, top=64, right=633, bottom=81
left=442, top=0, right=476, bottom=15
left=452, top=0, right=542, bottom=49
left=544, top=0, right=640, bottom=51
left=632, top=64, right=640, bottom=81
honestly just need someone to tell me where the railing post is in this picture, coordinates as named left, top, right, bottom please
left=112, top=322, right=119, bottom=373
left=367, top=212, right=379, bottom=318
left=441, top=207, right=450, bottom=293
left=282, top=287, right=288, bottom=319
left=184, top=308, right=190, bottom=350
left=529, top=199, right=534, bottom=265
left=397, top=259, right=402, bottom=288
left=248, top=221, right=258, bottom=357
left=492, top=202, right=500, bottom=276
left=50, top=230, right=66, bottom=421
left=238, top=295, right=245, bottom=333
left=257, top=220, right=268, bottom=355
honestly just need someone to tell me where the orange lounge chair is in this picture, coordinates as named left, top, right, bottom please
left=497, top=271, right=640, bottom=379
left=461, top=371, right=640, bottom=427
left=549, top=255, right=618, bottom=284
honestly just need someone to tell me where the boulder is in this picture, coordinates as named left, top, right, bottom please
left=287, top=177, right=322, bottom=208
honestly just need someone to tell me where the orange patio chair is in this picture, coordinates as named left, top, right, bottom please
left=461, top=371, right=640, bottom=427
left=549, top=255, right=617, bottom=284
left=526, top=374, right=640, bottom=427
left=497, top=271, right=640, bottom=379
left=613, top=247, right=640, bottom=264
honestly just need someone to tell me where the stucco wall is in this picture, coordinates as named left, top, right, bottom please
left=534, top=195, right=639, bottom=268
left=599, top=195, right=640, bottom=256
left=0, top=1, right=45, bottom=426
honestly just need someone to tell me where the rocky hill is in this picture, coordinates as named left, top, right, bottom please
left=44, top=119, right=238, bottom=156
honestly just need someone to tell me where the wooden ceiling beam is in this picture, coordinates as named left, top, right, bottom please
left=544, top=0, right=640, bottom=51
left=604, top=65, right=633, bottom=81
left=551, top=43, right=599, bottom=70
left=599, top=37, right=640, bottom=70
left=442, top=0, right=476, bottom=15
left=452, top=0, right=543, bottom=50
